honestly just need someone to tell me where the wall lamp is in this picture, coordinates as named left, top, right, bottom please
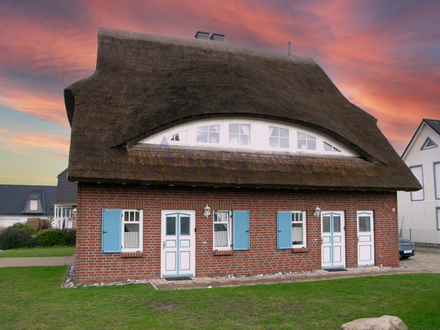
left=204, top=204, right=211, bottom=218
left=313, top=206, right=321, bottom=218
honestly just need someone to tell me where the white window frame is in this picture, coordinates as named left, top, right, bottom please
left=213, top=210, right=232, bottom=251
left=121, top=209, right=143, bottom=252
left=410, top=165, right=424, bottom=201
left=269, top=126, right=290, bottom=149
left=29, top=200, right=38, bottom=211
left=292, top=211, right=307, bottom=248
left=196, top=124, right=220, bottom=144
left=437, top=207, right=440, bottom=231
left=434, top=162, right=440, bottom=200
left=228, top=123, right=251, bottom=147
left=421, top=137, right=438, bottom=150
left=297, top=132, right=316, bottom=151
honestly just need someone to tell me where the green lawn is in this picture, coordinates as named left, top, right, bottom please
left=0, top=247, right=75, bottom=258
left=0, top=267, right=439, bottom=329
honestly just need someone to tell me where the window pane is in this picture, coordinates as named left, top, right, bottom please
left=229, top=134, right=239, bottom=145
left=280, top=128, right=289, bottom=138
left=359, top=216, right=371, bottom=232
left=292, top=223, right=303, bottom=245
left=435, top=163, right=440, bottom=199
left=166, top=217, right=176, bottom=235
left=214, top=212, right=228, bottom=222
left=298, top=140, right=306, bottom=149
left=308, top=140, right=316, bottom=150
left=280, top=138, right=289, bottom=148
left=240, top=124, right=250, bottom=135
left=297, top=132, right=306, bottom=139
left=229, top=124, right=239, bottom=133
left=130, top=211, right=135, bottom=222
left=411, top=166, right=424, bottom=201
left=197, top=131, right=208, bottom=142
left=240, top=135, right=250, bottom=145
left=333, top=216, right=341, bottom=232
left=210, top=133, right=220, bottom=143
left=209, top=125, right=219, bottom=132
left=198, top=126, right=208, bottom=132
left=180, top=217, right=190, bottom=235
left=124, top=224, right=139, bottom=249
left=324, top=142, right=332, bottom=151
left=270, top=127, right=278, bottom=137
left=323, top=217, right=330, bottom=232
left=214, top=223, right=228, bottom=247
left=269, top=137, right=279, bottom=148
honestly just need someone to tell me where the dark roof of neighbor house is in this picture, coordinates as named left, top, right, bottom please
left=55, top=169, right=77, bottom=205
left=401, top=119, right=440, bottom=158
left=0, top=185, right=56, bottom=216
left=64, top=28, right=421, bottom=191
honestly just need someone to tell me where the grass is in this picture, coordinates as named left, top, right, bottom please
left=0, top=247, right=75, bottom=258
left=0, top=267, right=439, bottom=329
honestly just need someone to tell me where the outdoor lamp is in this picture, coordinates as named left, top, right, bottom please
left=204, top=204, right=211, bottom=218
left=314, top=206, right=321, bottom=218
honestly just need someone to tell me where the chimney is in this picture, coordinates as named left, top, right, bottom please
left=195, top=31, right=210, bottom=40
left=210, top=33, right=225, bottom=42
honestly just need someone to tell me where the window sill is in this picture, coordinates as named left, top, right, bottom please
left=213, top=250, right=233, bottom=256
left=121, top=252, right=143, bottom=258
left=292, top=247, right=308, bottom=253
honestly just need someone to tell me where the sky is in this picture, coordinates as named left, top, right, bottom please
left=1, top=0, right=439, bottom=186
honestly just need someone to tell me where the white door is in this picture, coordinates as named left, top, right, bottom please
left=161, top=210, right=195, bottom=277
left=321, top=211, right=345, bottom=268
left=357, top=211, right=375, bottom=267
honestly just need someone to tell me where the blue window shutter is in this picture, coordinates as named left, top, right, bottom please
left=102, top=209, right=122, bottom=253
left=233, top=210, right=250, bottom=250
left=277, top=211, right=292, bottom=249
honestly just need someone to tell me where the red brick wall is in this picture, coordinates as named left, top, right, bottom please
left=75, top=183, right=399, bottom=284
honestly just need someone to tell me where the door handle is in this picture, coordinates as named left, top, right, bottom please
left=163, top=241, right=165, bottom=249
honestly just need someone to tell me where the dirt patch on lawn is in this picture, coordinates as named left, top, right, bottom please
left=153, top=302, right=182, bottom=311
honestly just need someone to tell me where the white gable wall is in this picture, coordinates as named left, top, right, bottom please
left=398, top=122, right=440, bottom=243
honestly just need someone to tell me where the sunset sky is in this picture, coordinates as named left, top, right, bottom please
left=1, top=0, right=439, bottom=185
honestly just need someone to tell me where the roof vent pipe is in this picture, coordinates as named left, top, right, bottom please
left=210, top=33, right=225, bottom=42
left=195, top=31, right=210, bottom=39
left=288, top=41, right=291, bottom=55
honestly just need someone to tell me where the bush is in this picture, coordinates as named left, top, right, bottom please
left=37, top=229, right=76, bottom=247
left=11, top=223, right=36, bottom=235
left=0, top=227, right=36, bottom=250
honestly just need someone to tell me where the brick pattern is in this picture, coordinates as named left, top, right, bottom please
left=75, top=184, right=399, bottom=284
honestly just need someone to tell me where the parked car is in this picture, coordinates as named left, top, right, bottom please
left=399, top=237, right=415, bottom=258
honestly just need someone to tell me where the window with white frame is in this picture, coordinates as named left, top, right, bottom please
left=30, top=200, right=38, bottom=211
left=324, top=142, right=341, bottom=152
left=297, top=132, right=316, bottom=150
left=437, top=208, right=440, bottom=231
left=213, top=210, right=231, bottom=250
left=292, top=211, right=306, bottom=247
left=435, top=162, right=440, bottom=200
left=122, top=210, right=143, bottom=251
left=277, top=210, right=307, bottom=249
left=229, top=124, right=251, bottom=146
left=410, top=165, right=424, bottom=201
left=197, top=125, right=220, bottom=143
left=269, top=126, right=289, bottom=148
left=421, top=137, right=438, bottom=150
left=167, top=130, right=187, bottom=142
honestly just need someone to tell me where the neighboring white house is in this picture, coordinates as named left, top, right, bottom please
left=0, top=185, right=56, bottom=228
left=398, top=119, right=440, bottom=243
left=53, top=169, right=77, bottom=229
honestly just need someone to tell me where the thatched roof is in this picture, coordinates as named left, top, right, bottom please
left=64, top=28, right=420, bottom=191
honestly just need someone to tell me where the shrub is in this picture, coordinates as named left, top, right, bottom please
left=37, top=229, right=76, bottom=247
left=11, top=223, right=37, bottom=235
left=0, top=227, right=36, bottom=250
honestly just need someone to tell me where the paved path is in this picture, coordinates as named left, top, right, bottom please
left=150, top=252, right=440, bottom=290
left=0, top=256, right=75, bottom=267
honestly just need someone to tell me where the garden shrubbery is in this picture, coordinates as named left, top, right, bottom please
left=0, top=227, right=36, bottom=250
left=0, top=220, right=76, bottom=250
left=37, top=229, right=76, bottom=247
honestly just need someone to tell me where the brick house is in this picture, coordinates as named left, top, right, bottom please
left=64, top=28, right=420, bottom=284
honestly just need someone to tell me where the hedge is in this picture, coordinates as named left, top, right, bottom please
left=0, top=227, right=36, bottom=250
left=36, top=229, right=76, bottom=247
